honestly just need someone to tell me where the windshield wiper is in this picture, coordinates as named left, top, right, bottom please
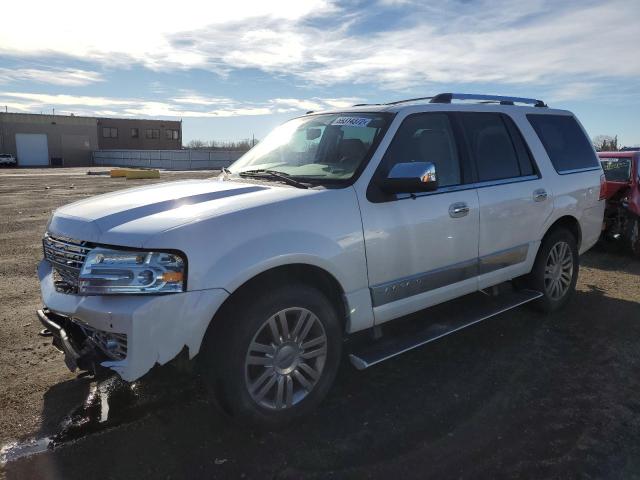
left=238, top=169, right=309, bottom=189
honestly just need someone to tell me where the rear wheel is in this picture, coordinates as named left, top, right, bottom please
left=522, top=228, right=579, bottom=312
left=626, top=214, right=640, bottom=258
left=200, top=283, right=342, bottom=428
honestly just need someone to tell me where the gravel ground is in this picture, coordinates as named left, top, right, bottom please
left=1, top=168, right=639, bottom=479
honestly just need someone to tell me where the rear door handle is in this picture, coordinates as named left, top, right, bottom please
left=449, top=202, right=469, bottom=218
left=533, top=189, right=548, bottom=202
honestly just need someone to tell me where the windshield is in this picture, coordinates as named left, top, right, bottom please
left=601, top=157, right=632, bottom=182
left=228, top=113, right=391, bottom=182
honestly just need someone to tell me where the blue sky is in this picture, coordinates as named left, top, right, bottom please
left=1, top=0, right=638, bottom=146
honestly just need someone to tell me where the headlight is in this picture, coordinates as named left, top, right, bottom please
left=79, top=248, right=185, bottom=295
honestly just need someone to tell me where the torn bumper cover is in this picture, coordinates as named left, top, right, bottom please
left=37, top=259, right=229, bottom=381
left=37, top=308, right=110, bottom=375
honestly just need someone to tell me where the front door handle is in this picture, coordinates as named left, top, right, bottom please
left=533, top=189, right=548, bottom=202
left=449, top=202, right=469, bottom=218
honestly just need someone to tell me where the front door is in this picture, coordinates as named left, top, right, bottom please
left=357, top=112, right=480, bottom=324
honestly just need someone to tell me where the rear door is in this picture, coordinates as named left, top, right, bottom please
left=459, top=112, right=552, bottom=288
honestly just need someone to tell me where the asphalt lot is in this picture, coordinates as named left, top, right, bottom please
left=1, top=167, right=639, bottom=479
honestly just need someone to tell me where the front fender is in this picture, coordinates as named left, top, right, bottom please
left=208, top=230, right=362, bottom=294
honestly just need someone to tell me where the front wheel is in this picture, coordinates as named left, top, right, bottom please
left=200, top=283, right=342, bottom=428
left=523, top=228, right=579, bottom=313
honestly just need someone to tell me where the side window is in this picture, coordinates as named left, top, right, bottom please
left=381, top=113, right=461, bottom=187
left=461, top=113, right=521, bottom=182
left=527, top=114, right=599, bottom=173
left=502, top=115, right=536, bottom=176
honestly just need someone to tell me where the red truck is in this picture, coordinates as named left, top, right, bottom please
left=599, top=150, right=640, bottom=257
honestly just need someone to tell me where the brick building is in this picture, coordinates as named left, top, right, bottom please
left=0, top=112, right=183, bottom=167
left=97, top=118, right=182, bottom=150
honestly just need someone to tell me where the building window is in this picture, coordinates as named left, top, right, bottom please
left=131, top=128, right=139, bottom=138
left=102, top=127, right=117, bottom=138
left=146, top=129, right=160, bottom=139
left=165, top=129, right=180, bottom=140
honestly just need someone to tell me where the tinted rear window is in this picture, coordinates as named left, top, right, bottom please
left=600, top=157, right=631, bottom=182
left=527, top=114, right=599, bottom=173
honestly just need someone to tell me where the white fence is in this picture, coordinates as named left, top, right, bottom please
left=92, top=149, right=245, bottom=170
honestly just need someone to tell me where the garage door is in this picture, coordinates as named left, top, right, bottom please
left=15, top=134, right=49, bottom=166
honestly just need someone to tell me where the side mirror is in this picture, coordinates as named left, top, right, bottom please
left=379, top=162, right=438, bottom=194
left=306, top=128, right=321, bottom=140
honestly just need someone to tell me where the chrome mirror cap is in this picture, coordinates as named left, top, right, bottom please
left=380, top=161, right=438, bottom=194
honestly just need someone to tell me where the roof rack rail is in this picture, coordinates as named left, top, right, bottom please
left=430, top=93, right=547, bottom=108
left=385, top=96, right=433, bottom=105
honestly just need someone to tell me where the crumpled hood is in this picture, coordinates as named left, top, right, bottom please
left=47, top=179, right=315, bottom=247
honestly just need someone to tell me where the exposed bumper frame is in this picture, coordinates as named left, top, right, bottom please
left=36, top=308, right=109, bottom=376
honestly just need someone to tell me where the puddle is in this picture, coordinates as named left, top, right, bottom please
left=0, top=437, right=53, bottom=465
left=1, top=367, right=205, bottom=465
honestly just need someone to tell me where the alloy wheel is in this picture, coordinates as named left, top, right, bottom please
left=544, top=241, right=574, bottom=300
left=244, top=307, right=327, bottom=410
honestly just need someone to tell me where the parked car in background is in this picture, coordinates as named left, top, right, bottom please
left=0, top=153, right=16, bottom=166
left=599, top=150, right=640, bottom=256
left=36, top=93, right=604, bottom=427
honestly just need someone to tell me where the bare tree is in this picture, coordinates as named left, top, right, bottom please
left=593, top=135, right=619, bottom=152
left=186, top=139, right=207, bottom=149
left=185, top=138, right=258, bottom=151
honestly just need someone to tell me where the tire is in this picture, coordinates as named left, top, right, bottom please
left=523, top=228, right=579, bottom=313
left=200, top=283, right=342, bottom=428
left=626, top=214, right=640, bottom=258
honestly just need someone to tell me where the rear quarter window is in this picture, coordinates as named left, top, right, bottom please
left=527, top=114, right=599, bottom=173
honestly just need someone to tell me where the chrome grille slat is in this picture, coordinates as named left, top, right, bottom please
left=43, top=233, right=94, bottom=294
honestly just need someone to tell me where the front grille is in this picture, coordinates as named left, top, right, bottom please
left=43, top=233, right=93, bottom=293
left=77, top=321, right=128, bottom=360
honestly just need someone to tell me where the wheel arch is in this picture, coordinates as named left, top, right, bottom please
left=544, top=215, right=582, bottom=249
left=200, top=263, right=349, bottom=353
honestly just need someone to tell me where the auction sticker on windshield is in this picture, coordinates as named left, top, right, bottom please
left=332, top=117, right=372, bottom=127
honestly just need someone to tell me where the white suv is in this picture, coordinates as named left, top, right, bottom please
left=37, top=93, right=605, bottom=426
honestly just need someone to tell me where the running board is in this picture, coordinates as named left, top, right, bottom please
left=349, top=289, right=542, bottom=370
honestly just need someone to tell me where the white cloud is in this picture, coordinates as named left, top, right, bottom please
left=0, top=0, right=332, bottom=68
left=0, top=92, right=131, bottom=107
left=0, top=91, right=355, bottom=118
left=171, top=94, right=234, bottom=106
left=0, top=67, right=103, bottom=86
left=1, top=0, right=637, bottom=98
left=270, top=98, right=324, bottom=111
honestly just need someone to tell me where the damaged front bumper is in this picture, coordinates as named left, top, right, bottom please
left=37, top=308, right=111, bottom=376
left=37, top=259, right=229, bottom=381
